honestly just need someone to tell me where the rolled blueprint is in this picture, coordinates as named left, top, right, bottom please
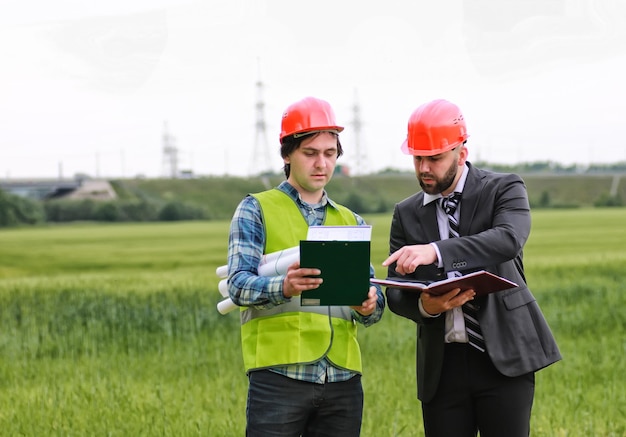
left=258, top=251, right=299, bottom=277
left=260, top=246, right=299, bottom=267
left=216, top=264, right=228, bottom=278
left=218, top=279, right=228, bottom=297
left=217, top=297, right=238, bottom=315
left=215, top=245, right=299, bottom=279
left=216, top=246, right=300, bottom=315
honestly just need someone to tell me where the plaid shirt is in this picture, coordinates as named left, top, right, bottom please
left=228, top=181, right=384, bottom=384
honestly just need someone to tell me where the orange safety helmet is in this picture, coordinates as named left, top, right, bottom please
left=279, top=97, right=344, bottom=143
left=401, top=99, right=469, bottom=156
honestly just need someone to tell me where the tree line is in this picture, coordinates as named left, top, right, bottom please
left=0, top=190, right=207, bottom=227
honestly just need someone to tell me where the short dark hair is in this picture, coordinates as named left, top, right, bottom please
left=280, top=132, right=343, bottom=178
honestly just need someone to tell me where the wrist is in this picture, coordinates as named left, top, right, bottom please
left=418, top=297, right=440, bottom=318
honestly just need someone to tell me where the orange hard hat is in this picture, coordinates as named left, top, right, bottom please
left=280, top=97, right=344, bottom=142
left=401, top=99, right=469, bottom=156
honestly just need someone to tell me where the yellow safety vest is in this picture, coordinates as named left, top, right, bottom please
left=240, top=188, right=363, bottom=374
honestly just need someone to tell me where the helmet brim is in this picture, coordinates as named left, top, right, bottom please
left=290, top=126, right=344, bottom=139
left=401, top=137, right=469, bottom=156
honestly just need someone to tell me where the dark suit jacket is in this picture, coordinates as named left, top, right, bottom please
left=386, top=163, right=561, bottom=403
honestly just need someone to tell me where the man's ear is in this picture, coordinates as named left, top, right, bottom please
left=458, top=144, right=469, bottom=166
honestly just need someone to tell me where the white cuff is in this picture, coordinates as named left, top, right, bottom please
left=430, top=242, right=443, bottom=268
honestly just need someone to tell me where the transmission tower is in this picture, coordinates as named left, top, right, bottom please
left=351, top=89, right=368, bottom=175
left=250, top=58, right=272, bottom=176
left=161, top=121, right=179, bottom=178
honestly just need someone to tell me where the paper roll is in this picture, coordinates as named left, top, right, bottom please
left=216, top=246, right=300, bottom=315
left=258, top=252, right=300, bottom=277
left=218, top=279, right=229, bottom=297
left=260, top=246, right=299, bottom=266
left=216, top=265, right=228, bottom=278
left=216, top=246, right=300, bottom=282
left=217, top=298, right=238, bottom=315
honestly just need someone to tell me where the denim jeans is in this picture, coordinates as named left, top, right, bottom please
left=246, top=370, right=363, bottom=437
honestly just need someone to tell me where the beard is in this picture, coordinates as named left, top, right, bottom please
left=418, top=159, right=458, bottom=195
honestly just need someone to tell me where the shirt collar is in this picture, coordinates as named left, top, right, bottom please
left=277, top=180, right=334, bottom=209
left=423, top=163, right=469, bottom=206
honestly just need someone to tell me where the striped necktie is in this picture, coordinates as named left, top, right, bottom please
left=441, top=193, right=461, bottom=239
left=441, top=193, right=486, bottom=352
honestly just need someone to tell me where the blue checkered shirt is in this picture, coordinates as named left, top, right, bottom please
left=227, top=181, right=384, bottom=384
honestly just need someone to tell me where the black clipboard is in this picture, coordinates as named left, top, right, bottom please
left=299, top=240, right=371, bottom=306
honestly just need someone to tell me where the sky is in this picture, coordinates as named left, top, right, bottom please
left=1, top=0, right=625, bottom=180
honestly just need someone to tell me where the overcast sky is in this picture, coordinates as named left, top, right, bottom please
left=1, top=0, right=625, bottom=179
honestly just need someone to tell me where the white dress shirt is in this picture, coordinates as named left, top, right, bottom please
left=418, top=164, right=470, bottom=344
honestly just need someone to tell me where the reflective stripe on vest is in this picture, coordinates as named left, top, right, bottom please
left=240, top=188, right=362, bottom=373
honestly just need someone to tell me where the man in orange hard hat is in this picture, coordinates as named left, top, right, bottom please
left=227, top=96, right=385, bottom=436
left=383, top=99, right=561, bottom=436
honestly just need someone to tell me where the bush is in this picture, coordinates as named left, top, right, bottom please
left=342, top=192, right=367, bottom=214
left=94, top=202, right=121, bottom=222
left=45, top=199, right=97, bottom=222
left=339, top=191, right=393, bottom=215
left=118, top=200, right=159, bottom=221
left=158, top=201, right=207, bottom=221
left=594, top=194, right=623, bottom=207
left=0, top=189, right=45, bottom=226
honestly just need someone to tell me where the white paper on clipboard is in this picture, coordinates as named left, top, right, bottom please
left=306, top=225, right=372, bottom=242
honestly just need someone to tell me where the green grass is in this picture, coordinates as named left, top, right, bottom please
left=0, top=209, right=625, bottom=436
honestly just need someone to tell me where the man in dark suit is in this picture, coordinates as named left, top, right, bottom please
left=383, top=99, right=561, bottom=437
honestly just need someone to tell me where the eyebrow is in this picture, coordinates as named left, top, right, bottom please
left=301, top=146, right=337, bottom=152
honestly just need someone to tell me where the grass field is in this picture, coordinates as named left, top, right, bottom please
left=0, top=209, right=625, bottom=436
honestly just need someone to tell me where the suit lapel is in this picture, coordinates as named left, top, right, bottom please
left=459, top=164, right=483, bottom=236
left=416, top=195, right=441, bottom=242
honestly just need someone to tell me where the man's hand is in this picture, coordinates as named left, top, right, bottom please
left=421, top=287, right=476, bottom=315
left=382, top=244, right=437, bottom=275
left=351, top=286, right=378, bottom=316
left=282, top=261, right=322, bottom=298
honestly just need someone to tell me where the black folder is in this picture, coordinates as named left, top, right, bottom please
left=371, top=270, right=518, bottom=297
left=299, top=240, right=371, bottom=306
